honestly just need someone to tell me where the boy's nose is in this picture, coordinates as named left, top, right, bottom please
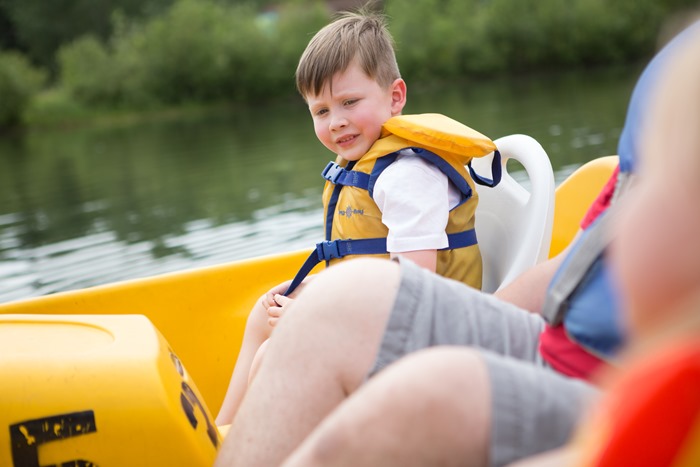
left=330, top=115, right=348, bottom=131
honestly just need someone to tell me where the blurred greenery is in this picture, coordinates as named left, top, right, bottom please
left=56, top=0, right=329, bottom=108
left=0, top=51, right=45, bottom=126
left=0, top=0, right=173, bottom=72
left=0, top=0, right=697, bottom=128
left=387, top=0, right=691, bottom=78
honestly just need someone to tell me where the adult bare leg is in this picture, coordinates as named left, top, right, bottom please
left=283, top=347, right=491, bottom=467
left=215, top=258, right=401, bottom=467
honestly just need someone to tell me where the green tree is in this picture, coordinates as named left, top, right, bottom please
left=57, top=0, right=329, bottom=107
left=2, top=0, right=173, bottom=70
left=58, top=36, right=117, bottom=105
left=0, top=51, right=45, bottom=127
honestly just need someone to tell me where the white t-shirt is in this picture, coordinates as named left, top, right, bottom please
left=373, top=149, right=462, bottom=253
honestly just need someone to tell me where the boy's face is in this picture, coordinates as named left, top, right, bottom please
left=612, top=46, right=700, bottom=338
left=306, top=62, right=406, bottom=161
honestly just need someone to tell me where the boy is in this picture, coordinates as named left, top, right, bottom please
left=216, top=11, right=496, bottom=425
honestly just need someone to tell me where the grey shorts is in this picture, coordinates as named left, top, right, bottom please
left=369, top=259, right=599, bottom=466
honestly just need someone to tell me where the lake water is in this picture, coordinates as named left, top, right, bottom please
left=0, top=66, right=641, bottom=303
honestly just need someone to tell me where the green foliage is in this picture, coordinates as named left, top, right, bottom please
left=57, top=0, right=329, bottom=107
left=138, top=0, right=245, bottom=103
left=58, top=36, right=118, bottom=105
left=0, top=0, right=20, bottom=50
left=247, top=2, right=329, bottom=98
left=387, top=0, right=681, bottom=80
left=2, top=0, right=173, bottom=70
left=0, top=50, right=45, bottom=126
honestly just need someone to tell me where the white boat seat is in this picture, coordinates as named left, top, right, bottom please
left=471, top=134, right=555, bottom=293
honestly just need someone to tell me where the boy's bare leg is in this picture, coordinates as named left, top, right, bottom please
left=215, top=259, right=401, bottom=467
left=283, top=347, right=491, bottom=467
left=215, top=297, right=274, bottom=425
left=246, top=338, right=269, bottom=385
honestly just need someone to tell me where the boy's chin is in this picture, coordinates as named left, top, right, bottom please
left=338, top=148, right=368, bottom=162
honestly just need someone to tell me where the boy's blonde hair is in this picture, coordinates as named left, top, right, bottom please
left=295, top=11, right=401, bottom=99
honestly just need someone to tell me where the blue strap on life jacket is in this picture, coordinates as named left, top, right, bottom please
left=322, top=160, right=356, bottom=242
left=468, top=151, right=502, bottom=187
left=283, top=229, right=477, bottom=296
left=321, top=161, right=371, bottom=189
left=321, top=149, right=503, bottom=197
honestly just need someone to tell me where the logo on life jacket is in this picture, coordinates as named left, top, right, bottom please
left=338, top=205, right=364, bottom=218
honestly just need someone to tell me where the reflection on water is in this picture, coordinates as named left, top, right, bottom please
left=0, top=66, right=640, bottom=303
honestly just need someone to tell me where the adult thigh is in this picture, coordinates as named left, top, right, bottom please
left=284, top=347, right=492, bottom=467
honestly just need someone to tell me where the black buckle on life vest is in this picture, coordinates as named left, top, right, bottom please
left=316, top=240, right=341, bottom=261
left=322, top=162, right=345, bottom=184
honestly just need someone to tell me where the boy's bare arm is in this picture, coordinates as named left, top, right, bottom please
left=391, top=249, right=438, bottom=272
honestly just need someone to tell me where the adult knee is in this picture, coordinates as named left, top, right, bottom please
left=384, top=347, right=492, bottom=426
left=390, top=348, right=491, bottom=465
left=272, top=258, right=401, bottom=395
left=288, top=258, right=401, bottom=327
left=289, top=347, right=492, bottom=466
left=376, top=347, right=492, bottom=465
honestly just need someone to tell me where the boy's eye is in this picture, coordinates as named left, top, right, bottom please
left=313, top=108, right=328, bottom=117
left=344, top=99, right=358, bottom=106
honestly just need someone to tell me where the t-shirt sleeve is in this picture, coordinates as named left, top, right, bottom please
left=373, top=156, right=451, bottom=252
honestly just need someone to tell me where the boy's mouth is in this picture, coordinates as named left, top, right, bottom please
left=336, top=135, right=357, bottom=146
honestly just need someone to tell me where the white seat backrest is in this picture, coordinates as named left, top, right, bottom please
left=470, top=134, right=554, bottom=293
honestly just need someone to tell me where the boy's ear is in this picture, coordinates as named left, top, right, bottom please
left=390, top=78, right=407, bottom=115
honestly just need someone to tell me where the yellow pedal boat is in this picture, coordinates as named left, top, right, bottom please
left=0, top=156, right=618, bottom=466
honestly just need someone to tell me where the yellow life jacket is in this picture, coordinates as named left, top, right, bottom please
left=284, top=113, right=500, bottom=295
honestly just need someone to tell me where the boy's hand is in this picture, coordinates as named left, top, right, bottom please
left=258, top=278, right=297, bottom=313
left=259, top=275, right=315, bottom=327
left=260, top=290, right=282, bottom=316
left=267, top=294, right=294, bottom=327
